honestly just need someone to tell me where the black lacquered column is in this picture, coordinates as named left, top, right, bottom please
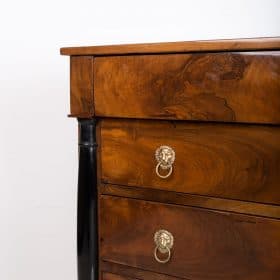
left=77, top=119, right=98, bottom=280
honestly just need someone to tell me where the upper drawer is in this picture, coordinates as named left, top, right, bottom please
left=94, top=52, right=280, bottom=124
left=101, top=119, right=280, bottom=205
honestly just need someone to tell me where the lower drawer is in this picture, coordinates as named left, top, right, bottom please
left=102, top=271, right=179, bottom=280
left=101, top=262, right=182, bottom=280
left=102, top=272, right=135, bottom=280
left=100, top=195, right=280, bottom=280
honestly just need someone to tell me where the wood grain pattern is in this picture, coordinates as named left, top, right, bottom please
left=101, top=119, right=280, bottom=205
left=100, top=195, right=280, bottom=280
left=101, top=262, right=184, bottom=280
left=100, top=184, right=280, bottom=219
left=60, top=37, right=280, bottom=56
left=70, top=56, right=94, bottom=117
left=94, top=52, right=280, bottom=123
left=62, top=38, right=280, bottom=280
left=102, top=272, right=137, bottom=280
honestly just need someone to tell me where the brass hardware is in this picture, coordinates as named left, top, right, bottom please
left=154, top=229, right=174, bottom=264
left=155, top=145, right=175, bottom=179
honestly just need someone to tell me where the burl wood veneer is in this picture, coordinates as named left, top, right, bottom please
left=94, top=52, right=280, bottom=123
left=101, top=119, right=280, bottom=205
left=61, top=37, right=280, bottom=280
left=100, top=195, right=280, bottom=280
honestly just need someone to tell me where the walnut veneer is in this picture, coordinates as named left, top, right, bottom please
left=61, top=37, right=280, bottom=280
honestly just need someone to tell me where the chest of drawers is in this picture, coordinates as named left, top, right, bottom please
left=61, top=37, right=280, bottom=280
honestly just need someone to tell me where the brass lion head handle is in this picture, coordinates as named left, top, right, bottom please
left=155, top=146, right=175, bottom=179
left=154, top=229, right=174, bottom=264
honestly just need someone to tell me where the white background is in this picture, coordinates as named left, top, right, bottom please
left=0, top=1, right=279, bottom=279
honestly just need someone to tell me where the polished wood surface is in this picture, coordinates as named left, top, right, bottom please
left=100, top=195, right=280, bottom=280
left=61, top=38, right=280, bottom=280
left=102, top=272, right=136, bottom=280
left=94, top=52, right=280, bottom=123
left=70, top=56, right=94, bottom=117
left=100, top=184, right=280, bottom=219
left=101, top=119, right=280, bottom=204
left=60, top=37, right=280, bottom=56
left=101, top=262, right=183, bottom=280
left=77, top=120, right=99, bottom=280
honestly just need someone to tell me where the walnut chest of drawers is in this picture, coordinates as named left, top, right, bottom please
left=61, top=37, right=280, bottom=280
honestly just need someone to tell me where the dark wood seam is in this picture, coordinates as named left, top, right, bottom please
left=100, top=181, right=280, bottom=207
left=100, top=184, right=280, bottom=220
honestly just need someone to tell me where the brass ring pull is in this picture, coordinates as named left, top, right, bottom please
left=156, top=162, right=173, bottom=179
left=154, top=245, right=171, bottom=264
left=154, top=229, right=174, bottom=264
left=155, top=146, right=175, bottom=179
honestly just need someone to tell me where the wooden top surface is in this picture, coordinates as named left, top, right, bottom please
left=60, top=37, right=280, bottom=56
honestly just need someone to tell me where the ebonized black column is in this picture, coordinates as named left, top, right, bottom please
left=77, top=119, right=98, bottom=280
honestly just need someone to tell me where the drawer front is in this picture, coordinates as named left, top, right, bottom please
left=94, top=52, right=280, bottom=124
left=102, top=272, right=136, bottom=280
left=100, top=196, right=280, bottom=280
left=101, top=262, right=183, bottom=280
left=101, top=120, right=280, bottom=204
